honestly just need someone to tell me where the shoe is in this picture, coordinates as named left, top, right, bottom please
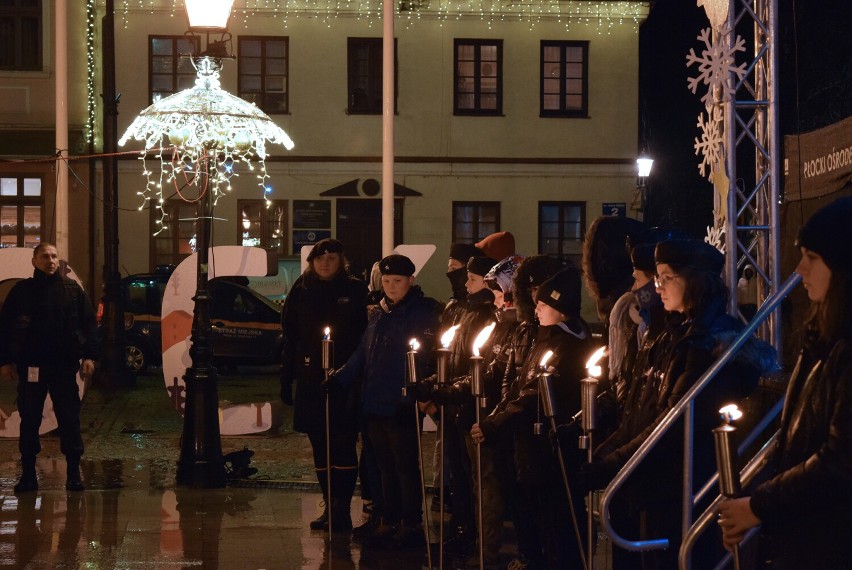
left=361, top=520, right=396, bottom=547
left=454, top=553, right=501, bottom=570
left=352, top=515, right=380, bottom=540
left=66, top=457, right=85, bottom=491
left=310, top=502, right=329, bottom=530
left=14, top=474, right=38, bottom=494
left=330, top=501, right=353, bottom=532
left=507, top=557, right=528, bottom=570
left=383, top=523, right=426, bottom=550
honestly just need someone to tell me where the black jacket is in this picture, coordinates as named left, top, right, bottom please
left=335, top=286, right=442, bottom=417
left=749, top=336, right=852, bottom=568
left=593, top=299, right=777, bottom=501
left=280, top=272, right=367, bottom=433
left=0, top=269, right=99, bottom=370
left=480, top=318, right=595, bottom=484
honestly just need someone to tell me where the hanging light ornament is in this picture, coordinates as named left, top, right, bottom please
left=118, top=54, right=294, bottom=231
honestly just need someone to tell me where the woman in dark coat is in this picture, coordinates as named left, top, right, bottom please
left=718, top=197, right=852, bottom=568
left=280, top=238, right=368, bottom=531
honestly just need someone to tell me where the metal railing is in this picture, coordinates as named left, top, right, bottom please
left=597, top=272, right=801, bottom=563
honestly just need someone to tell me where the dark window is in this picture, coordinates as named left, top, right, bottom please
left=540, top=40, right=589, bottom=117
left=238, top=199, right=288, bottom=256
left=538, top=202, right=585, bottom=256
left=149, top=35, right=201, bottom=104
left=347, top=37, right=397, bottom=115
left=238, top=36, right=289, bottom=114
left=454, top=39, right=503, bottom=115
left=0, top=0, right=42, bottom=71
left=150, top=201, right=199, bottom=268
left=452, top=202, right=500, bottom=244
left=0, top=175, right=43, bottom=248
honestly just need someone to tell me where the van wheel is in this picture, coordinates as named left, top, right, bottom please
left=125, top=343, right=149, bottom=375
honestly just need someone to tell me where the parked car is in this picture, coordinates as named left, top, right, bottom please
left=104, top=267, right=283, bottom=374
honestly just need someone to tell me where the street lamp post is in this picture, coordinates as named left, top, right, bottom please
left=636, top=155, right=654, bottom=220
left=176, top=0, right=236, bottom=489
left=118, top=0, right=293, bottom=487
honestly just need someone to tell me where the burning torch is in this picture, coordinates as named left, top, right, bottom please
left=714, top=404, right=743, bottom=570
left=579, top=346, right=606, bottom=570
left=538, top=350, right=588, bottom=570
left=322, top=326, right=334, bottom=535
left=406, top=337, right=433, bottom=566
left=470, top=322, right=495, bottom=570
left=436, top=324, right=459, bottom=568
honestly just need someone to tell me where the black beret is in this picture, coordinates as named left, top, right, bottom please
left=307, top=238, right=344, bottom=261
left=796, top=196, right=852, bottom=276
left=655, top=239, right=724, bottom=274
left=449, top=243, right=484, bottom=264
left=379, top=254, right=416, bottom=276
left=467, top=256, right=498, bottom=277
left=629, top=227, right=691, bottom=273
left=535, top=267, right=582, bottom=317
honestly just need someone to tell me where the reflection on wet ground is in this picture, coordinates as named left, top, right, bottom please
left=0, top=458, right=436, bottom=569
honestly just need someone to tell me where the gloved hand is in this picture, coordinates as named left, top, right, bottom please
left=412, top=378, right=437, bottom=402
left=321, top=369, right=338, bottom=395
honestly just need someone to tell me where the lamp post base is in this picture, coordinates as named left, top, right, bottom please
left=176, top=364, right=227, bottom=488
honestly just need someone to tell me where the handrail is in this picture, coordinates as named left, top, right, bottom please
left=598, top=272, right=801, bottom=553
left=679, top=432, right=779, bottom=569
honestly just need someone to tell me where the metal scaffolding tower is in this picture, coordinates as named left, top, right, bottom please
left=724, top=0, right=782, bottom=355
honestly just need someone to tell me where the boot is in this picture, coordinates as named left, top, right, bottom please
left=65, top=456, right=85, bottom=492
left=14, top=456, right=38, bottom=494
left=310, top=501, right=329, bottom=530
left=330, top=500, right=352, bottom=532
left=352, top=512, right=380, bottom=540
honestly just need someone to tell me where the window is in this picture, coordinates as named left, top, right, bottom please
left=0, top=0, right=42, bottom=71
left=238, top=36, right=289, bottom=114
left=0, top=176, right=42, bottom=248
left=150, top=201, right=199, bottom=268
left=454, top=39, right=503, bottom=115
left=452, top=202, right=500, bottom=244
left=238, top=200, right=288, bottom=256
left=540, top=41, right=589, bottom=117
left=347, top=37, right=397, bottom=115
left=538, top=202, right=585, bottom=257
left=149, top=35, right=201, bottom=104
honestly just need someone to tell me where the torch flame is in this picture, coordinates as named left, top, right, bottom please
left=472, top=322, right=496, bottom=357
left=441, top=325, right=460, bottom=348
left=409, top=338, right=420, bottom=352
left=539, top=350, right=554, bottom=369
left=323, top=326, right=331, bottom=339
left=585, top=346, right=607, bottom=378
left=719, top=403, right=742, bottom=422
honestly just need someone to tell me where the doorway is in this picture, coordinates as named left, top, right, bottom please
left=336, top=198, right=404, bottom=281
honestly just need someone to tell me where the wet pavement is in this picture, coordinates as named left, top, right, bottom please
left=0, top=369, right=473, bottom=569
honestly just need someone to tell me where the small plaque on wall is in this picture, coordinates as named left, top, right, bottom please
left=293, top=200, right=331, bottom=229
left=602, top=203, right=626, bottom=217
left=293, top=230, right=332, bottom=254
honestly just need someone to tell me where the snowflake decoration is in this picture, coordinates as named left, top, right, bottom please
left=705, top=224, right=726, bottom=254
left=686, top=26, right=747, bottom=106
left=694, top=105, right=725, bottom=181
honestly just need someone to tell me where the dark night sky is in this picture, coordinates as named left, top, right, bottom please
left=638, top=0, right=852, bottom=233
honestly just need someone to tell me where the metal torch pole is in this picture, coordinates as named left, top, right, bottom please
left=714, top=421, right=742, bottom=570
left=406, top=346, right=433, bottom=569
left=322, top=333, right=334, bottom=536
left=436, top=347, right=450, bottom=570
left=540, top=369, right=588, bottom=570
left=580, top=377, right=599, bottom=570
left=471, top=355, right=485, bottom=570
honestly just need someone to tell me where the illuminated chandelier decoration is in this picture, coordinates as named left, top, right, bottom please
left=118, top=53, right=294, bottom=232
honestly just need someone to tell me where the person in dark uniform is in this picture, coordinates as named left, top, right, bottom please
left=280, top=238, right=368, bottom=531
left=0, top=243, right=99, bottom=493
left=330, top=254, right=442, bottom=549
